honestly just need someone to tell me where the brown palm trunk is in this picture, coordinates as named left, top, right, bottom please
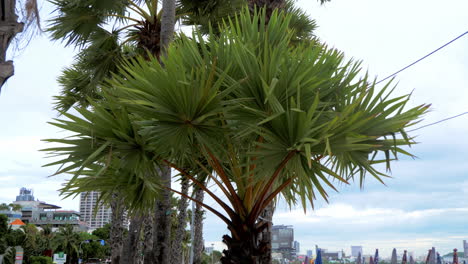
left=0, top=0, right=24, bottom=90
left=247, top=0, right=286, bottom=22
left=192, top=188, right=205, bottom=264
left=110, top=193, right=126, bottom=264
left=152, top=167, right=172, bottom=264
left=258, top=203, right=274, bottom=264
left=221, top=222, right=269, bottom=264
left=170, top=177, right=189, bottom=264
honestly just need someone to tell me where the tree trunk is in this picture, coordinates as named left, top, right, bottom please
left=247, top=0, right=286, bottom=22
left=110, top=193, right=126, bottom=264
left=160, top=0, right=176, bottom=56
left=0, top=0, right=24, bottom=90
left=152, top=167, right=172, bottom=264
left=258, top=203, right=274, bottom=264
left=192, top=188, right=204, bottom=264
left=170, top=177, right=189, bottom=264
left=122, top=215, right=143, bottom=264
left=142, top=212, right=154, bottom=264
left=221, top=225, right=266, bottom=264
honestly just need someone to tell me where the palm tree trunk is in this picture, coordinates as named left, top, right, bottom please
left=258, top=203, right=275, bottom=264
left=160, top=0, right=176, bottom=56
left=247, top=0, right=286, bottom=22
left=0, top=0, right=24, bottom=91
left=152, top=167, right=172, bottom=264
left=170, top=177, right=189, bottom=264
left=192, top=188, right=204, bottom=264
left=142, top=212, right=154, bottom=264
left=110, top=193, right=126, bottom=264
left=122, top=215, right=143, bottom=264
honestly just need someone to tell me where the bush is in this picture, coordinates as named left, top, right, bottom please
left=30, top=256, right=53, bottom=264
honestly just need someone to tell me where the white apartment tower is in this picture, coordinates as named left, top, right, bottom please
left=79, top=191, right=112, bottom=229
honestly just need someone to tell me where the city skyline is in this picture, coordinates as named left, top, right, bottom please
left=0, top=0, right=467, bottom=257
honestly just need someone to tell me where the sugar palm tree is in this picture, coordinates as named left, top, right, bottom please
left=49, top=1, right=177, bottom=263
left=43, top=8, right=429, bottom=264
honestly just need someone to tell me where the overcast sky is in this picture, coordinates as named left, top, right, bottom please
left=0, top=0, right=467, bottom=258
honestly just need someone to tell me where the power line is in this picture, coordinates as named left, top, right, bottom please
left=376, top=30, right=468, bottom=84
left=407, top=111, right=468, bottom=132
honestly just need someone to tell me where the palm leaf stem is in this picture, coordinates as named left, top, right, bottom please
left=248, top=150, right=296, bottom=225
left=162, top=159, right=237, bottom=220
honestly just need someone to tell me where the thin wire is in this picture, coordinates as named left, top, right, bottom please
left=376, top=30, right=468, bottom=84
left=407, top=111, right=468, bottom=132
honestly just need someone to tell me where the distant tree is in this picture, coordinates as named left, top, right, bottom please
left=8, top=204, right=22, bottom=212
left=54, top=224, right=80, bottom=264
left=0, top=203, right=10, bottom=211
left=92, top=223, right=111, bottom=240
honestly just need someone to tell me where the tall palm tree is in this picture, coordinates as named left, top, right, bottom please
left=48, top=1, right=177, bottom=263
left=43, top=8, right=429, bottom=264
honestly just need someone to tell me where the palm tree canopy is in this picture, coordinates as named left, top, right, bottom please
left=43, top=9, right=429, bottom=225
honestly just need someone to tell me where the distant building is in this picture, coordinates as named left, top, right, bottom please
left=464, top=240, right=468, bottom=258
left=307, top=250, right=313, bottom=258
left=79, top=191, right=112, bottom=230
left=0, top=208, right=22, bottom=223
left=322, top=250, right=344, bottom=261
left=272, top=225, right=295, bottom=261
left=16, top=187, right=35, bottom=201
left=294, top=241, right=300, bottom=255
left=11, top=187, right=87, bottom=231
left=9, top=219, right=25, bottom=230
left=352, top=246, right=363, bottom=258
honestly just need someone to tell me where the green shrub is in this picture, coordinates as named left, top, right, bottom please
left=30, top=256, right=53, bottom=264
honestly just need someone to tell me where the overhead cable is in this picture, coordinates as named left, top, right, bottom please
left=407, top=111, right=468, bottom=132
left=376, top=30, right=468, bottom=84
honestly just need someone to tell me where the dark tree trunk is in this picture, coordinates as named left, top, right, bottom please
left=221, top=221, right=270, bottom=264
left=170, top=177, right=189, bottom=264
left=142, top=212, right=154, bottom=264
left=192, top=188, right=205, bottom=264
left=122, top=215, right=143, bottom=264
left=247, top=0, right=286, bottom=22
left=152, top=167, right=172, bottom=264
left=110, top=193, right=126, bottom=264
left=258, top=203, right=274, bottom=264
left=0, top=0, right=24, bottom=90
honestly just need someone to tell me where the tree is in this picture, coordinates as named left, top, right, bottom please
left=43, top=8, right=429, bottom=264
left=54, top=224, right=80, bottom=264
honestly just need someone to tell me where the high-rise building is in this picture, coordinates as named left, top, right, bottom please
left=272, top=225, right=295, bottom=261
left=294, top=241, right=300, bottom=255
left=307, top=250, right=313, bottom=258
left=352, top=246, right=363, bottom=258
left=79, top=191, right=112, bottom=230
left=463, top=240, right=468, bottom=258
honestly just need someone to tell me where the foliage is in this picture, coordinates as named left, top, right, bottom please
left=43, top=5, right=429, bottom=263
left=3, top=247, right=16, bottom=264
left=79, top=232, right=109, bottom=261
left=54, top=224, right=80, bottom=264
left=30, top=256, right=53, bottom=264
left=91, top=223, right=111, bottom=240
left=202, top=250, right=223, bottom=264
